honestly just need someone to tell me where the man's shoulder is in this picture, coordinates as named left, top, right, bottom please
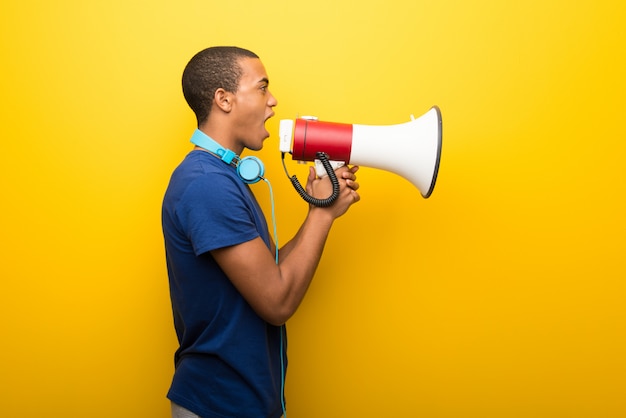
left=170, top=152, right=238, bottom=188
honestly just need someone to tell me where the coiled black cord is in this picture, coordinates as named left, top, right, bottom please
left=281, top=152, right=340, bottom=207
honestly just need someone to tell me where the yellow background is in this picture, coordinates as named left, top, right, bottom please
left=1, top=0, right=625, bottom=417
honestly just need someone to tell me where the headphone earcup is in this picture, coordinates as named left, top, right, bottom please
left=237, top=156, right=265, bottom=184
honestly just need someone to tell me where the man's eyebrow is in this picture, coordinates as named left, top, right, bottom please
left=259, top=77, right=269, bottom=85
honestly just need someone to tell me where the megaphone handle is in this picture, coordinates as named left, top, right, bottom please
left=315, top=159, right=345, bottom=177
left=289, top=152, right=340, bottom=207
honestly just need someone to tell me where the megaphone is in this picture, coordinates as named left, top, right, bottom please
left=279, top=106, right=442, bottom=206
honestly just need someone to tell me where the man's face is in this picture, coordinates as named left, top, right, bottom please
left=230, top=57, right=278, bottom=152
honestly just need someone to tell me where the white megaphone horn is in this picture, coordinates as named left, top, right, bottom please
left=279, top=106, right=442, bottom=206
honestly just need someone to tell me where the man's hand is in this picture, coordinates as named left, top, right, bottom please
left=306, top=165, right=360, bottom=218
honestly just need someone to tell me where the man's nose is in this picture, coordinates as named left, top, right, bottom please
left=268, top=91, right=278, bottom=107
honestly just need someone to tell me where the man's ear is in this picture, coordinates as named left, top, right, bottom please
left=214, top=88, right=233, bottom=113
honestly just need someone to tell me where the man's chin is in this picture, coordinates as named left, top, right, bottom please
left=248, top=137, right=267, bottom=152
left=258, top=130, right=271, bottom=148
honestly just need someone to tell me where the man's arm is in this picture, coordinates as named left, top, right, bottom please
left=211, top=165, right=360, bottom=326
left=276, top=165, right=359, bottom=261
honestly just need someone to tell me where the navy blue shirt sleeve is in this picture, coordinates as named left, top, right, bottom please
left=179, top=172, right=260, bottom=256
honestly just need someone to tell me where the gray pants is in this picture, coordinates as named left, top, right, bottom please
left=171, top=401, right=285, bottom=418
left=171, top=402, right=201, bottom=418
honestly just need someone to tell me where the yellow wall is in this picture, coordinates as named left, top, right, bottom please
left=1, top=1, right=624, bottom=417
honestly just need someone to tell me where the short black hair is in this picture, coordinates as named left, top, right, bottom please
left=182, top=46, right=259, bottom=126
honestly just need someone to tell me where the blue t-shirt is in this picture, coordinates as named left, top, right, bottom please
left=162, top=147, right=285, bottom=418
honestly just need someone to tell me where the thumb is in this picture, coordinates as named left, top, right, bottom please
left=305, top=165, right=316, bottom=194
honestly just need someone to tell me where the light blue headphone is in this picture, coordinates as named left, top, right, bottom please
left=190, top=129, right=265, bottom=184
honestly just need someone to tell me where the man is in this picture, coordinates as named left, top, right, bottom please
left=162, top=46, right=360, bottom=418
